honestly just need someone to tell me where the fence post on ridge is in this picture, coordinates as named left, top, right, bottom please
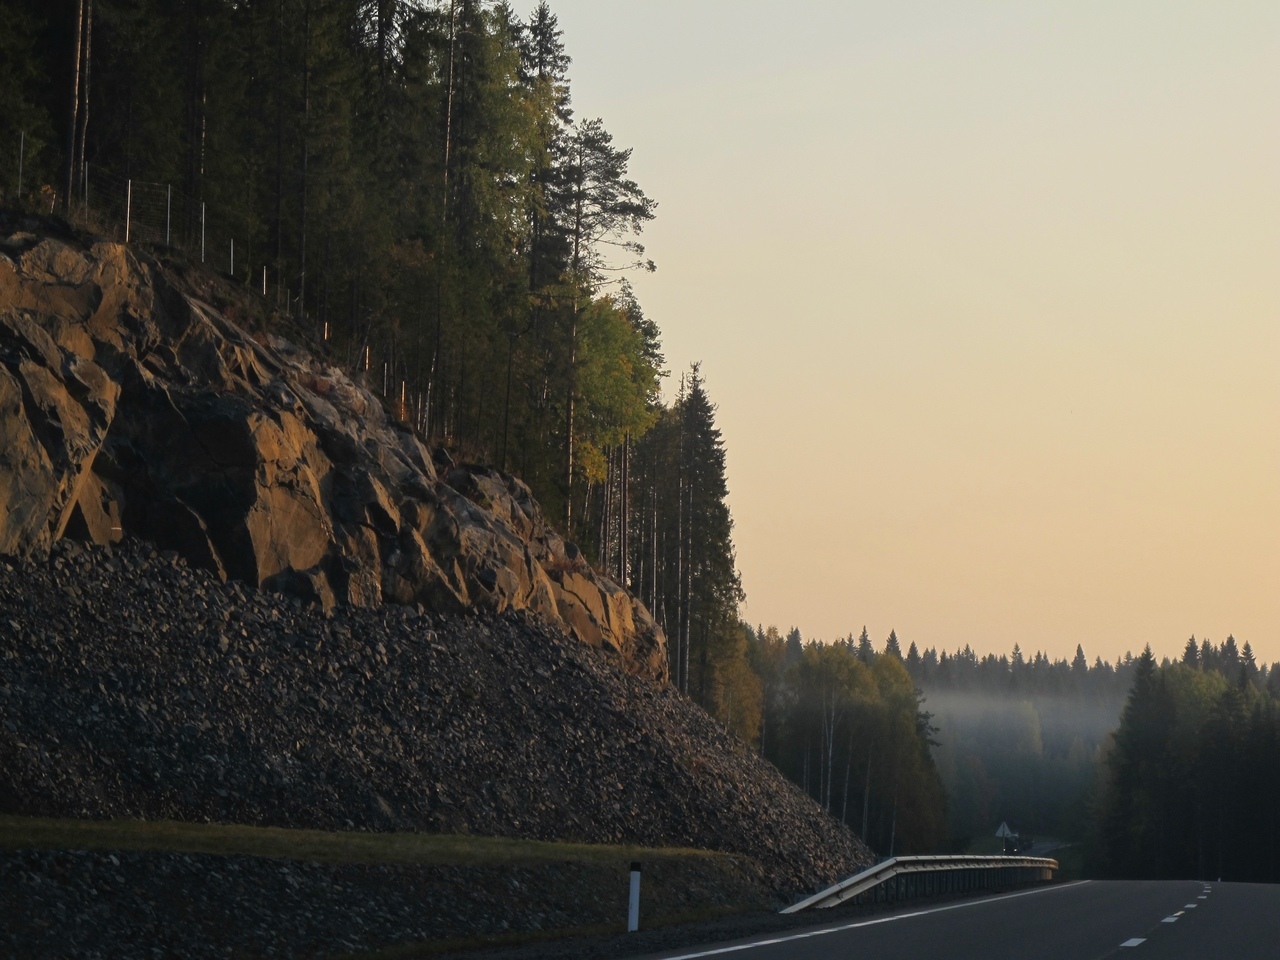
left=201, top=202, right=206, bottom=262
left=166, top=185, right=171, bottom=245
left=125, top=180, right=132, bottom=242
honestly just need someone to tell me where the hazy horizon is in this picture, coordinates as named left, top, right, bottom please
left=528, top=1, right=1279, bottom=664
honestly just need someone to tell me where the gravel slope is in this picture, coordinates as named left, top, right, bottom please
left=0, top=538, right=871, bottom=895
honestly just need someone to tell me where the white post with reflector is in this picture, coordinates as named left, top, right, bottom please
left=627, top=861, right=642, bottom=932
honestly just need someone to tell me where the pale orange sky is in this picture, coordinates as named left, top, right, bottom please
left=525, top=1, right=1280, bottom=664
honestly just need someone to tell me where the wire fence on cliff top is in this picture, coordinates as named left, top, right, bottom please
left=80, top=165, right=270, bottom=295
left=5, top=137, right=450, bottom=438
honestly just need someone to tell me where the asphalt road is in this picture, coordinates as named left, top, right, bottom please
left=636, top=880, right=1280, bottom=960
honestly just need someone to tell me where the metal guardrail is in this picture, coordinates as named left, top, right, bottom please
left=781, top=854, right=1059, bottom=913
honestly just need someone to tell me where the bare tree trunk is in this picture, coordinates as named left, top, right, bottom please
left=675, top=430, right=685, bottom=692
left=184, top=0, right=207, bottom=238
left=298, top=0, right=310, bottom=316
left=840, top=722, right=856, bottom=824
left=651, top=473, right=658, bottom=613
left=564, top=305, right=577, bottom=531
left=861, top=748, right=873, bottom=842
left=759, top=689, right=768, bottom=757
left=74, top=0, right=93, bottom=201
left=376, top=0, right=392, bottom=77
left=682, top=450, right=693, bottom=696
left=824, top=698, right=838, bottom=811
left=803, top=732, right=810, bottom=795
left=595, top=451, right=607, bottom=567
left=65, top=0, right=85, bottom=210
left=273, top=0, right=285, bottom=278
left=426, top=268, right=442, bottom=437
left=442, top=0, right=456, bottom=207
left=500, top=334, right=514, bottom=470
left=889, top=792, right=898, bottom=857
left=621, top=432, right=630, bottom=586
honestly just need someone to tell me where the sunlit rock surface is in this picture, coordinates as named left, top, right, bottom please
left=0, top=220, right=665, bottom=681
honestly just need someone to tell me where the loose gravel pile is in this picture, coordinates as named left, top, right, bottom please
left=1, top=847, right=768, bottom=959
left=0, top=539, right=871, bottom=895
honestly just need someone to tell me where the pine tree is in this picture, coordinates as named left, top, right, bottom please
left=905, top=640, right=921, bottom=677
left=856, top=627, right=874, bottom=664
left=1182, top=637, right=1199, bottom=668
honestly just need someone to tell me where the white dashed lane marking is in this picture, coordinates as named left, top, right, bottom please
left=1120, top=938, right=1146, bottom=947
left=654, top=882, right=1092, bottom=960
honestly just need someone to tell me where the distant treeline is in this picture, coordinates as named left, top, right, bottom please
left=730, top=627, right=1274, bottom=860
left=906, top=638, right=1142, bottom=847
left=1099, top=640, right=1280, bottom=882
left=910, top=633, right=1275, bottom=699
left=909, top=633, right=1276, bottom=855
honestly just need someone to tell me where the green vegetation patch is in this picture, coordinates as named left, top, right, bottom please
left=0, top=815, right=728, bottom=868
left=329, top=906, right=756, bottom=960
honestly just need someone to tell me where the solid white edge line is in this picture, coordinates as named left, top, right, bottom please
left=652, top=881, right=1093, bottom=960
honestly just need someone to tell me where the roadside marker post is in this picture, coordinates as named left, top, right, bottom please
left=628, top=861, right=642, bottom=932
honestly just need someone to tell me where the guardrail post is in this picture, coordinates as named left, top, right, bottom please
left=627, top=861, right=642, bottom=932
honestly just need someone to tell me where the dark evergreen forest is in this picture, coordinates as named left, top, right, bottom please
left=1099, top=638, right=1280, bottom=882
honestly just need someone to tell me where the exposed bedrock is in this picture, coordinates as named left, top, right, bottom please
left=0, top=222, right=665, bottom=681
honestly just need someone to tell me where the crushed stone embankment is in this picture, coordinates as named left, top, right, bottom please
left=0, top=537, right=873, bottom=897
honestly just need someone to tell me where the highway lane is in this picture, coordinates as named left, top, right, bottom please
left=637, top=879, right=1280, bottom=960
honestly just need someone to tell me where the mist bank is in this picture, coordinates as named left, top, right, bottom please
left=905, top=634, right=1278, bottom=852
left=923, top=691, right=1123, bottom=843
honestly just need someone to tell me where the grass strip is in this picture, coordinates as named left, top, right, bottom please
left=0, top=815, right=729, bottom=868
left=327, top=905, right=756, bottom=960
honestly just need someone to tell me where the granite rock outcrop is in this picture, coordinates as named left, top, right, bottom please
left=0, top=218, right=665, bottom=680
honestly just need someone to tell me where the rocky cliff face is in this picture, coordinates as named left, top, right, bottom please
left=0, top=216, right=665, bottom=681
